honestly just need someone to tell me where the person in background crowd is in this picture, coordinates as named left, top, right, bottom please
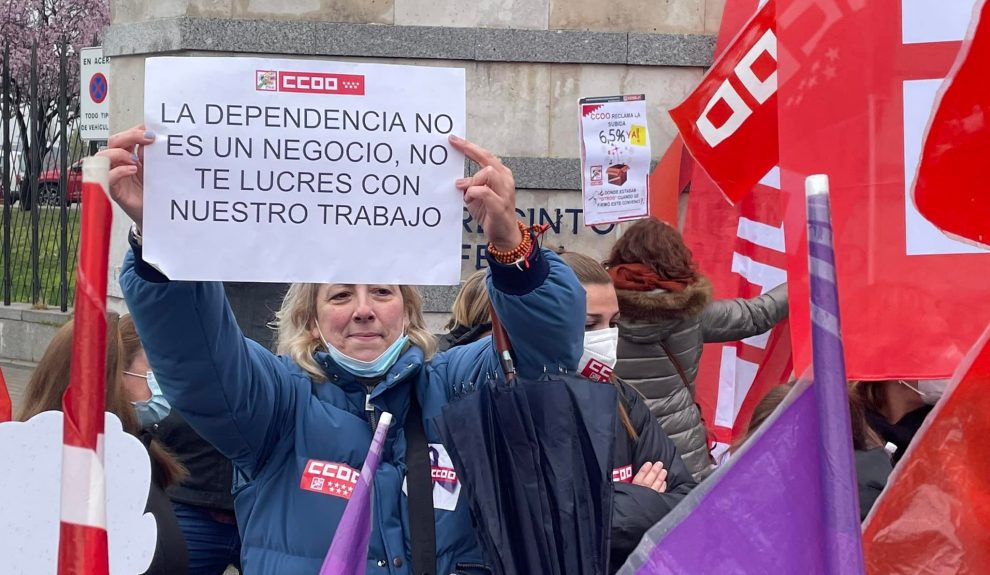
left=607, top=217, right=789, bottom=481
left=121, top=319, right=241, bottom=574
left=18, top=313, right=189, bottom=575
left=558, top=251, right=696, bottom=574
left=852, top=378, right=947, bottom=465
left=100, top=126, right=585, bottom=574
left=438, top=269, right=492, bottom=352
left=739, top=382, right=892, bottom=521
left=738, top=385, right=790, bottom=440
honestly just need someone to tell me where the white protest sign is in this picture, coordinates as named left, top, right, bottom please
left=143, top=57, right=466, bottom=285
left=578, top=95, right=650, bottom=226
left=80, top=47, right=110, bottom=140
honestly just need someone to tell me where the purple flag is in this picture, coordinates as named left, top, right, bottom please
left=320, top=412, right=393, bottom=575
left=617, top=175, right=864, bottom=574
left=804, top=175, right=865, bottom=569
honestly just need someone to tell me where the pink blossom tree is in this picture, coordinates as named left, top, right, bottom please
left=2, top=0, right=109, bottom=186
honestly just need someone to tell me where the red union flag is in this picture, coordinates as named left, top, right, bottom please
left=913, top=0, right=990, bottom=249
left=686, top=169, right=793, bottom=457
left=670, top=0, right=779, bottom=204
left=777, top=0, right=990, bottom=380
left=862, top=321, right=990, bottom=574
left=681, top=0, right=793, bottom=459
left=646, top=136, right=692, bottom=228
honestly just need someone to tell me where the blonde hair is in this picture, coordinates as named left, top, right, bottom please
left=445, top=269, right=491, bottom=331
left=558, top=251, right=611, bottom=285
left=274, top=283, right=437, bottom=381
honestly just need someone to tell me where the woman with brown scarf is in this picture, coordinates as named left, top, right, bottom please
left=607, top=217, right=789, bottom=480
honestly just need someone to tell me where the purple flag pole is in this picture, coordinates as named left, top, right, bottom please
left=320, top=411, right=394, bottom=575
left=612, top=176, right=867, bottom=575
left=805, top=175, right=866, bottom=569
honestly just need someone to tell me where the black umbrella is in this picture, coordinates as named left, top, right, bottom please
left=436, top=311, right=617, bottom=575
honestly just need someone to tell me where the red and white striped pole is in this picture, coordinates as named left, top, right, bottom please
left=58, top=156, right=113, bottom=575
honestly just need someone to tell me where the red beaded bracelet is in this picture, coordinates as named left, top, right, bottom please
left=487, top=221, right=531, bottom=264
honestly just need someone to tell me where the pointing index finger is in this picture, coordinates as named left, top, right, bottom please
left=449, top=135, right=500, bottom=168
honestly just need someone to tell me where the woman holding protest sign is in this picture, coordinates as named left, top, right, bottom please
left=99, top=125, right=585, bottom=575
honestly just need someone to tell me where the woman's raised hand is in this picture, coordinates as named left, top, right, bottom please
left=450, top=136, right=520, bottom=252
left=96, top=125, right=155, bottom=229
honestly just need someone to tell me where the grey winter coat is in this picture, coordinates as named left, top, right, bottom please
left=614, top=277, right=788, bottom=480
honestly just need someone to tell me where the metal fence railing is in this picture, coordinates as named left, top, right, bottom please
left=2, top=41, right=93, bottom=311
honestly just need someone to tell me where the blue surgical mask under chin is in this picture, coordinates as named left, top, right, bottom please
left=128, top=371, right=172, bottom=429
left=318, top=324, right=409, bottom=379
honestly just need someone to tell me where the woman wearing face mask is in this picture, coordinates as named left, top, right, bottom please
left=606, top=217, right=789, bottom=481
left=852, top=379, right=947, bottom=465
left=18, top=313, right=189, bottom=575
left=558, top=251, right=697, bottom=574
left=99, top=126, right=585, bottom=574
left=121, top=318, right=242, bottom=574
left=122, top=346, right=171, bottom=430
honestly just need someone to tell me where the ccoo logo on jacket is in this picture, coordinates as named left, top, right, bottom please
left=300, top=459, right=361, bottom=500
left=403, top=444, right=462, bottom=511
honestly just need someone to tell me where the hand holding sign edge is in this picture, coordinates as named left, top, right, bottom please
left=97, top=124, right=155, bottom=230
left=450, top=135, right=522, bottom=252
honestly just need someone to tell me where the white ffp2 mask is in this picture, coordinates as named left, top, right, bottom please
left=578, top=327, right=619, bottom=382
left=899, top=378, right=950, bottom=405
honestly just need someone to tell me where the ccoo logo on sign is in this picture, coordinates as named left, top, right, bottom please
left=255, top=70, right=365, bottom=96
